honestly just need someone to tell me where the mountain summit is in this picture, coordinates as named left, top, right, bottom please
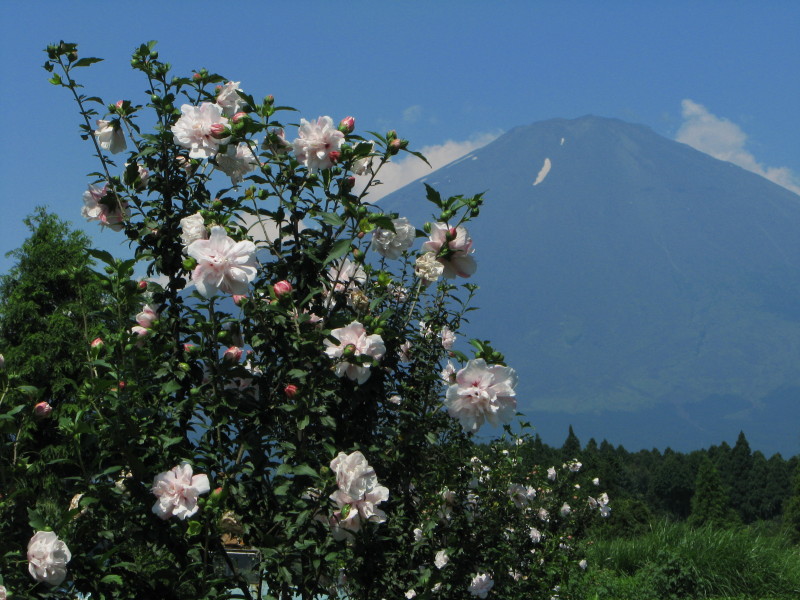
left=381, top=116, right=800, bottom=456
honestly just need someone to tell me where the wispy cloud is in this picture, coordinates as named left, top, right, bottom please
left=676, top=99, right=800, bottom=195
left=402, top=104, right=423, bottom=123
left=361, top=132, right=501, bottom=202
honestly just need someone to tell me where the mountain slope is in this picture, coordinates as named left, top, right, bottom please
left=380, top=116, right=800, bottom=456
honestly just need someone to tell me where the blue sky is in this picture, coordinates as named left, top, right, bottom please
left=1, top=1, right=798, bottom=274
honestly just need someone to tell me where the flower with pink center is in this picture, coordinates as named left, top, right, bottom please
left=444, top=359, right=518, bottom=433
left=81, top=184, right=128, bottom=231
left=215, top=81, right=244, bottom=117
left=440, top=326, right=456, bottom=350
left=171, top=102, right=230, bottom=159
left=327, top=257, right=366, bottom=294
left=420, top=222, right=477, bottom=278
left=328, top=451, right=389, bottom=540
left=292, top=116, right=345, bottom=173
left=151, top=462, right=211, bottom=520
left=324, top=321, right=385, bottom=384
left=216, top=141, right=260, bottom=184
left=94, top=119, right=127, bottom=154
left=136, top=304, right=158, bottom=329
left=187, top=226, right=257, bottom=297
left=27, top=531, right=71, bottom=586
left=223, top=346, right=243, bottom=363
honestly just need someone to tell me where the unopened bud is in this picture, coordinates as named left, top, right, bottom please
left=232, top=112, right=248, bottom=124
left=210, top=123, right=229, bottom=139
left=90, top=337, right=104, bottom=349
left=341, top=176, right=356, bottom=192
left=34, top=402, right=52, bottom=419
left=193, top=73, right=203, bottom=81
left=183, top=343, right=196, bottom=353
left=223, top=346, right=243, bottom=363
left=232, top=294, right=247, bottom=306
left=265, top=95, right=274, bottom=105
left=338, top=116, right=355, bottom=134
left=182, top=257, right=198, bottom=271
left=117, top=381, right=126, bottom=390
left=342, top=344, right=356, bottom=358
left=284, top=384, right=298, bottom=398
left=328, top=151, right=341, bottom=164
left=388, top=138, right=408, bottom=155
left=273, top=280, right=293, bottom=297
left=137, top=280, right=148, bottom=291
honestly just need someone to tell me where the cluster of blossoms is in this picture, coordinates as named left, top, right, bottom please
left=324, top=321, right=386, bottom=384
left=81, top=184, right=128, bottom=231
left=328, top=451, right=389, bottom=540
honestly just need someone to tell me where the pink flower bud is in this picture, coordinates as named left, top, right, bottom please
left=210, top=123, right=228, bottom=139
left=233, top=294, right=247, bottom=306
left=273, top=280, right=293, bottom=297
left=388, top=138, right=407, bottom=155
left=223, top=346, right=243, bottom=363
left=115, top=100, right=124, bottom=108
left=265, top=95, right=274, bottom=105
left=194, top=73, right=203, bottom=81
left=137, top=280, right=148, bottom=291
left=90, top=337, right=104, bottom=349
left=341, top=176, right=356, bottom=191
left=338, top=116, right=355, bottom=134
left=183, top=343, right=196, bottom=353
left=232, top=112, right=248, bottom=124
left=284, top=384, right=298, bottom=398
left=328, top=151, right=341, bottom=164
left=34, top=402, right=52, bottom=419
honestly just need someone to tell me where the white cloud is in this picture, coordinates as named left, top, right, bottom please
left=676, top=99, right=800, bottom=195
left=361, top=132, right=501, bottom=202
left=402, top=104, right=423, bottom=123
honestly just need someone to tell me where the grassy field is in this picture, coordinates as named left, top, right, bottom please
left=572, top=521, right=800, bottom=600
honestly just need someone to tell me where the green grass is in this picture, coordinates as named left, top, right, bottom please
left=574, top=521, right=800, bottom=599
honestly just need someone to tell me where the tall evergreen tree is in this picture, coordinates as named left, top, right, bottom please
left=783, top=462, right=800, bottom=542
left=0, top=207, right=102, bottom=402
left=689, top=456, right=732, bottom=527
left=728, top=431, right=755, bottom=521
left=561, top=424, right=582, bottom=459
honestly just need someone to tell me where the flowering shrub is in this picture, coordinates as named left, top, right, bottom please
left=0, top=41, right=608, bottom=599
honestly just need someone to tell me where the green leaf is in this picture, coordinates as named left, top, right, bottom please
left=48, top=73, right=62, bottom=86
left=324, top=238, right=353, bottom=265
left=73, top=57, right=104, bottom=68
left=186, top=520, right=202, bottom=537
left=318, top=211, right=344, bottom=227
left=293, top=464, right=317, bottom=478
left=87, top=248, right=115, bottom=266
left=100, top=574, right=123, bottom=586
left=424, top=183, right=442, bottom=207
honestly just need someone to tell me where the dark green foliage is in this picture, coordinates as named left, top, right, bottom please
left=561, top=424, right=582, bottom=460
left=783, top=463, right=800, bottom=543
left=0, top=207, right=102, bottom=401
left=688, top=456, right=734, bottom=528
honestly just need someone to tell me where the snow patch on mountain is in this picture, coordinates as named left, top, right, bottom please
left=533, top=158, right=552, bottom=186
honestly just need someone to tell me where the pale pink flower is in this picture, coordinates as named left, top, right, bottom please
left=223, top=346, right=243, bottom=363
left=468, top=573, right=494, bottom=598
left=216, top=81, right=244, bottom=117
left=327, top=257, right=366, bottom=294
left=292, top=116, right=345, bottom=173
left=216, top=141, right=260, bottom=184
left=81, top=184, right=128, bottom=231
left=94, top=119, right=126, bottom=154
left=420, top=222, right=477, bottom=278
left=187, top=226, right=257, bottom=297
left=324, top=321, right=385, bottom=384
left=440, top=361, right=457, bottom=383
left=263, top=127, right=292, bottom=155
left=136, top=304, right=158, bottom=329
left=171, top=102, right=230, bottom=159
left=27, top=531, right=71, bottom=586
left=440, top=326, right=456, bottom=350
left=371, top=217, right=416, bottom=259
left=329, top=451, right=389, bottom=540
left=444, top=359, right=518, bottom=433
left=180, top=212, right=207, bottom=247
left=151, top=462, right=211, bottom=520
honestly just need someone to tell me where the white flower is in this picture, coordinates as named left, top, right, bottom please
left=468, top=573, right=494, bottom=598
left=568, top=460, right=582, bottom=472
left=413, top=527, right=423, bottom=542
left=329, top=451, right=389, bottom=540
left=151, top=462, right=211, bottom=520
left=431, top=582, right=442, bottom=592
left=352, top=141, right=376, bottom=175
left=440, top=326, right=456, bottom=350
left=216, top=81, right=244, bottom=117
left=82, top=184, right=128, bottom=231
left=27, top=531, right=71, bottom=586
left=434, top=549, right=449, bottom=569
left=592, top=477, right=600, bottom=486
left=171, top=102, right=230, bottom=159
left=529, top=527, right=542, bottom=543
left=444, top=359, right=518, bottom=433
left=560, top=502, right=571, bottom=516
left=187, top=226, right=257, bottom=297
left=216, top=141, right=260, bottom=184
left=414, top=252, right=445, bottom=285
left=579, top=559, right=588, bottom=570
left=538, top=508, right=550, bottom=522
left=420, top=222, right=477, bottom=279
left=327, top=257, right=366, bottom=294
left=440, top=361, right=457, bottom=383
left=508, top=483, right=536, bottom=508
left=405, top=590, right=417, bottom=599
left=292, top=116, right=345, bottom=172
left=388, top=394, right=402, bottom=405
left=94, top=119, right=126, bottom=154
left=547, top=467, right=557, bottom=481
left=0, top=584, right=6, bottom=599
left=398, top=340, right=412, bottom=362
left=324, top=321, right=385, bottom=384
left=597, top=492, right=611, bottom=517
left=509, top=569, right=522, bottom=581
left=371, top=217, right=416, bottom=259
left=180, top=212, right=207, bottom=247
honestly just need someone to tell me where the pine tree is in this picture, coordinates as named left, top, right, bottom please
left=689, top=456, right=732, bottom=527
left=728, top=431, right=755, bottom=521
left=561, top=424, right=581, bottom=460
left=783, top=463, right=800, bottom=542
left=0, top=207, right=102, bottom=402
